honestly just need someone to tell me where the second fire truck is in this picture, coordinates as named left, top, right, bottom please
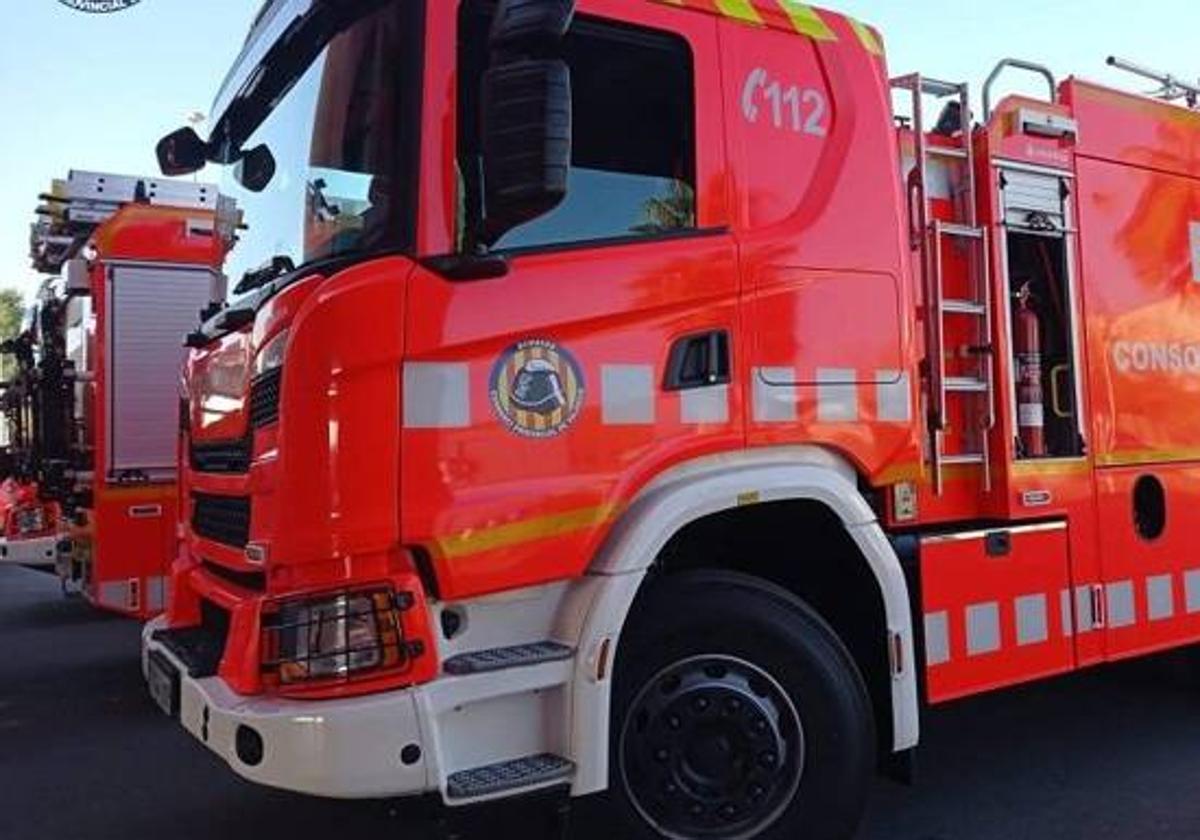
left=29, top=170, right=238, bottom=617
left=143, top=0, right=1200, bottom=837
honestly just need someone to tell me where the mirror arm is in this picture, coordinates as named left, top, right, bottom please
left=463, top=154, right=489, bottom=256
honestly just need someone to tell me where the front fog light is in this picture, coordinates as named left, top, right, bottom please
left=261, top=588, right=412, bottom=687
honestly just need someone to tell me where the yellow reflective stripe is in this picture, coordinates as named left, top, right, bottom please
left=774, top=0, right=837, bottom=41
left=436, top=503, right=620, bottom=559
left=715, top=0, right=764, bottom=25
left=1096, top=449, right=1200, bottom=467
left=875, top=462, right=924, bottom=485
left=848, top=17, right=883, bottom=54
left=1010, top=459, right=1091, bottom=477
left=96, top=485, right=174, bottom=503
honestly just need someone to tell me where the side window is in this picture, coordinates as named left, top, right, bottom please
left=458, top=7, right=696, bottom=252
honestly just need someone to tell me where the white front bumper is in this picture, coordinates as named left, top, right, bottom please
left=0, top=534, right=60, bottom=566
left=142, top=617, right=430, bottom=799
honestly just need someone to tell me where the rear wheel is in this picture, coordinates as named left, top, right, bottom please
left=607, top=570, right=875, bottom=840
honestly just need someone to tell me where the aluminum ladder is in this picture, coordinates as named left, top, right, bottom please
left=890, top=75, right=995, bottom=495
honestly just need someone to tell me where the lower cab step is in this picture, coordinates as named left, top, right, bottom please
left=443, top=641, right=573, bottom=676
left=446, top=753, right=575, bottom=800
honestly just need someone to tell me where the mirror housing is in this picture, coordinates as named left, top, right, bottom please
left=481, top=59, right=571, bottom=246
left=156, top=127, right=209, bottom=177
left=490, top=0, right=575, bottom=51
left=232, top=144, right=277, bottom=193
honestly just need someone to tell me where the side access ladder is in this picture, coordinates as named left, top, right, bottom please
left=890, top=75, right=995, bottom=495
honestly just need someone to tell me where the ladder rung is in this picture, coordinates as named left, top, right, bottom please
left=943, top=453, right=985, bottom=466
left=937, top=223, right=985, bottom=240
left=943, top=299, right=986, bottom=316
left=920, top=78, right=965, bottom=98
left=945, top=377, right=988, bottom=393
left=927, top=146, right=969, bottom=159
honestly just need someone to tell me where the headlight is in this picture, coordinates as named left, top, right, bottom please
left=261, top=587, right=416, bottom=687
left=252, top=328, right=288, bottom=378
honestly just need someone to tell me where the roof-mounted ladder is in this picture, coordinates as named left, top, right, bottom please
left=890, top=75, right=995, bottom=495
left=29, top=170, right=227, bottom=275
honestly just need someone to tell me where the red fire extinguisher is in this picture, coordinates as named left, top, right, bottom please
left=1014, top=282, right=1046, bottom=458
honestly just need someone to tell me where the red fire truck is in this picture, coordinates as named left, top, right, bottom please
left=142, top=0, right=1200, bottom=836
left=30, top=170, right=238, bottom=618
left=0, top=315, right=65, bottom=568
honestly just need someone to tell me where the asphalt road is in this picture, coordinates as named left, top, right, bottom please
left=4, top=562, right=1200, bottom=839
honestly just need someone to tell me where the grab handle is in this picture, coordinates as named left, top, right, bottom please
left=983, top=59, right=1058, bottom=120
left=1050, top=364, right=1073, bottom=419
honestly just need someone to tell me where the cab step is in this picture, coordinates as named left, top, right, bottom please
left=443, top=641, right=573, bottom=676
left=945, top=376, right=988, bottom=393
left=446, top=753, right=574, bottom=800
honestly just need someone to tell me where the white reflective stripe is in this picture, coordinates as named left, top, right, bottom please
left=816, top=368, right=858, bottom=423
left=600, top=365, right=655, bottom=425
left=1186, top=569, right=1200, bottom=614
left=1015, top=593, right=1048, bottom=646
left=1190, top=221, right=1200, bottom=284
left=680, top=384, right=730, bottom=424
left=875, top=370, right=911, bottom=422
left=97, top=579, right=132, bottom=610
left=965, top=601, right=1000, bottom=655
left=1074, top=585, right=1095, bottom=633
left=1146, top=574, right=1174, bottom=621
left=403, top=363, right=470, bottom=429
left=145, top=575, right=168, bottom=612
left=1106, top=580, right=1136, bottom=628
left=1060, top=588, right=1074, bottom=636
left=752, top=367, right=797, bottom=423
left=924, top=611, right=950, bottom=665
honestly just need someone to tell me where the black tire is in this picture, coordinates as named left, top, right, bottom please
left=601, top=570, right=875, bottom=840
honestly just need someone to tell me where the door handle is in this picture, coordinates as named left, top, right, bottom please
left=664, top=330, right=730, bottom=391
left=1091, top=583, right=1106, bottom=631
left=1050, top=363, right=1073, bottom=419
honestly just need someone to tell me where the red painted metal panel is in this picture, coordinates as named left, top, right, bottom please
left=921, top=523, right=1074, bottom=703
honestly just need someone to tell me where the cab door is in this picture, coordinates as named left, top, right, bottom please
left=403, top=0, right=740, bottom=599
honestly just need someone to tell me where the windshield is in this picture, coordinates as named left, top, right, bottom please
left=218, top=1, right=422, bottom=295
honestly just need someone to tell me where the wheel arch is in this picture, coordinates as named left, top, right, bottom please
left=566, top=446, right=919, bottom=796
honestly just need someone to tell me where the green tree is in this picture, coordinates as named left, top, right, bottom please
left=0, top=289, right=24, bottom=384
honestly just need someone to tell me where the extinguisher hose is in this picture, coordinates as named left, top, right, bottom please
left=1036, top=240, right=1066, bottom=327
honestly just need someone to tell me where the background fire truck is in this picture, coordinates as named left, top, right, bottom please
left=0, top=309, right=64, bottom=569
left=27, top=170, right=238, bottom=618
left=140, top=0, right=1200, bottom=837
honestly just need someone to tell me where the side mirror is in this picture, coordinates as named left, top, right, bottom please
left=481, top=59, right=571, bottom=246
left=233, top=144, right=277, bottom=193
left=156, top=127, right=209, bottom=177
left=490, top=0, right=575, bottom=51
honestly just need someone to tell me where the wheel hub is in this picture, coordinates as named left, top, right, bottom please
left=620, top=655, right=804, bottom=839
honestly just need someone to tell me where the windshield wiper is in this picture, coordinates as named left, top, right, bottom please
left=233, top=255, right=295, bottom=296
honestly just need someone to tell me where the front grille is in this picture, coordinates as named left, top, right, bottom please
left=191, top=493, right=251, bottom=549
left=190, top=439, right=251, bottom=474
left=249, top=367, right=282, bottom=428
left=202, top=558, right=266, bottom=592
left=151, top=598, right=230, bottom=678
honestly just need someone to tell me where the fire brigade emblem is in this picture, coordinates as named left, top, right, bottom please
left=56, top=0, right=143, bottom=12
left=490, top=340, right=584, bottom=438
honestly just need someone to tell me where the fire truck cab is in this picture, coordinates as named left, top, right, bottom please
left=142, top=1, right=1200, bottom=837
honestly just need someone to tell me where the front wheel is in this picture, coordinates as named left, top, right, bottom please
left=607, top=570, right=875, bottom=840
